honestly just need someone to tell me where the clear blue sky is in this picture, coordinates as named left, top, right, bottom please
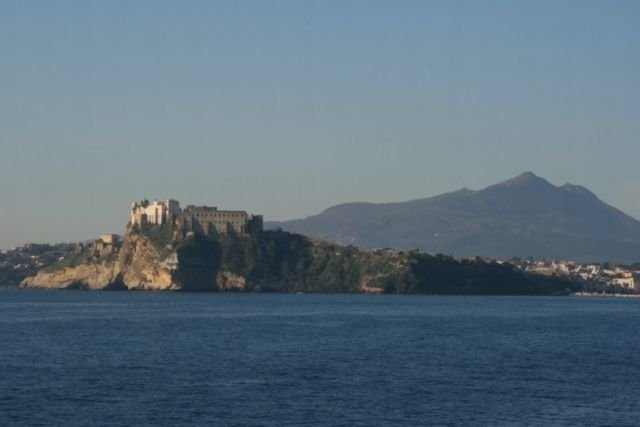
left=1, top=0, right=639, bottom=248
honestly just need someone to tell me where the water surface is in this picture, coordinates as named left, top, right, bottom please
left=1, top=290, right=639, bottom=426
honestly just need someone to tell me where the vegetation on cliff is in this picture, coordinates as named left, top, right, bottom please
left=138, top=226, right=576, bottom=294
left=209, top=230, right=402, bottom=292
left=20, top=225, right=577, bottom=294
left=139, top=223, right=175, bottom=259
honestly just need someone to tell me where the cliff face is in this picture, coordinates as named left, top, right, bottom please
left=19, top=226, right=406, bottom=292
left=21, top=229, right=172, bottom=291
left=20, top=226, right=576, bottom=295
left=20, top=262, right=123, bottom=290
left=20, top=226, right=223, bottom=291
left=119, top=231, right=177, bottom=291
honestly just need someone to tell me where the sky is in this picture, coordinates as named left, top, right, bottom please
left=1, top=0, right=639, bottom=248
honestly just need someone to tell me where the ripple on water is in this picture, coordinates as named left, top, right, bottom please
left=0, top=291, right=639, bottom=426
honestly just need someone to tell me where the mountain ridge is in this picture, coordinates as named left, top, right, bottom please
left=267, top=173, right=640, bottom=263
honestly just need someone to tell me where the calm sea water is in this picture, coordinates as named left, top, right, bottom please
left=1, top=290, right=639, bottom=426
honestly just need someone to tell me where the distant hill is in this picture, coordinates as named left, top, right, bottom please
left=267, top=172, right=640, bottom=263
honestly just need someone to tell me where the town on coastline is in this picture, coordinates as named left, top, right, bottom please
left=367, top=250, right=640, bottom=294
left=497, top=257, right=639, bottom=293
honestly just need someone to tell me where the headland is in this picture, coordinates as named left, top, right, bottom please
left=17, top=198, right=575, bottom=294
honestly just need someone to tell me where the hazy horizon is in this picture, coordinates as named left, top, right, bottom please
left=2, top=1, right=639, bottom=248
left=3, top=170, right=637, bottom=249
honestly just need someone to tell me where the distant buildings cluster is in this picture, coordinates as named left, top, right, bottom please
left=510, top=258, right=640, bottom=293
left=0, top=243, right=77, bottom=287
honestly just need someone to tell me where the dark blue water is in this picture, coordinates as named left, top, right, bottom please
left=1, top=290, right=639, bottom=426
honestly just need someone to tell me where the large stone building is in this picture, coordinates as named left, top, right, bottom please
left=181, top=205, right=263, bottom=235
left=130, top=199, right=181, bottom=227
left=130, top=199, right=262, bottom=237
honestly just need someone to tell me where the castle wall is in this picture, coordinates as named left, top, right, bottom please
left=183, top=206, right=250, bottom=235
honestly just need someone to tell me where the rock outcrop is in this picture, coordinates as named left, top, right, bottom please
left=119, top=231, right=177, bottom=291
left=20, top=262, right=123, bottom=290
left=216, top=271, right=247, bottom=291
left=21, top=228, right=179, bottom=291
left=21, top=226, right=223, bottom=291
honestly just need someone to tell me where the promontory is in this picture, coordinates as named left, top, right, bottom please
left=20, top=199, right=575, bottom=294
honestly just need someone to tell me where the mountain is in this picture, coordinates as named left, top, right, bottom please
left=267, top=172, right=640, bottom=263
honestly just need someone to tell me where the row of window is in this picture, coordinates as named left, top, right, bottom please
left=192, top=213, right=246, bottom=219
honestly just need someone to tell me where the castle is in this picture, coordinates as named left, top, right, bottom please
left=130, top=199, right=263, bottom=236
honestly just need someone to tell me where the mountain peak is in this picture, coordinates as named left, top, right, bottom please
left=518, top=171, right=538, bottom=179
left=267, top=171, right=640, bottom=262
left=489, top=171, right=553, bottom=189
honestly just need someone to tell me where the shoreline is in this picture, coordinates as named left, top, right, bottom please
left=2, top=286, right=638, bottom=298
left=571, top=292, right=640, bottom=298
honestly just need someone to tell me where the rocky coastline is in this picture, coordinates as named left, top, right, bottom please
left=20, top=224, right=576, bottom=295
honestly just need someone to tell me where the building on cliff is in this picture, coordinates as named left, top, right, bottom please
left=130, top=199, right=263, bottom=237
left=131, top=199, right=181, bottom=227
left=181, top=205, right=263, bottom=236
left=88, top=234, right=121, bottom=258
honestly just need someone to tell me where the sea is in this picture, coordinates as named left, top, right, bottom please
left=1, top=289, right=639, bottom=426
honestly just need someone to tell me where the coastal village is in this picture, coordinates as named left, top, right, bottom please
left=507, top=258, right=640, bottom=293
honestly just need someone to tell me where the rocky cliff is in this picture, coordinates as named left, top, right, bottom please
left=20, top=262, right=123, bottom=290
left=21, top=225, right=576, bottom=294
left=21, top=227, right=184, bottom=291
left=118, top=230, right=181, bottom=291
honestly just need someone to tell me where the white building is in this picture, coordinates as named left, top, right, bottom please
left=611, top=276, right=635, bottom=289
left=130, top=199, right=181, bottom=227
